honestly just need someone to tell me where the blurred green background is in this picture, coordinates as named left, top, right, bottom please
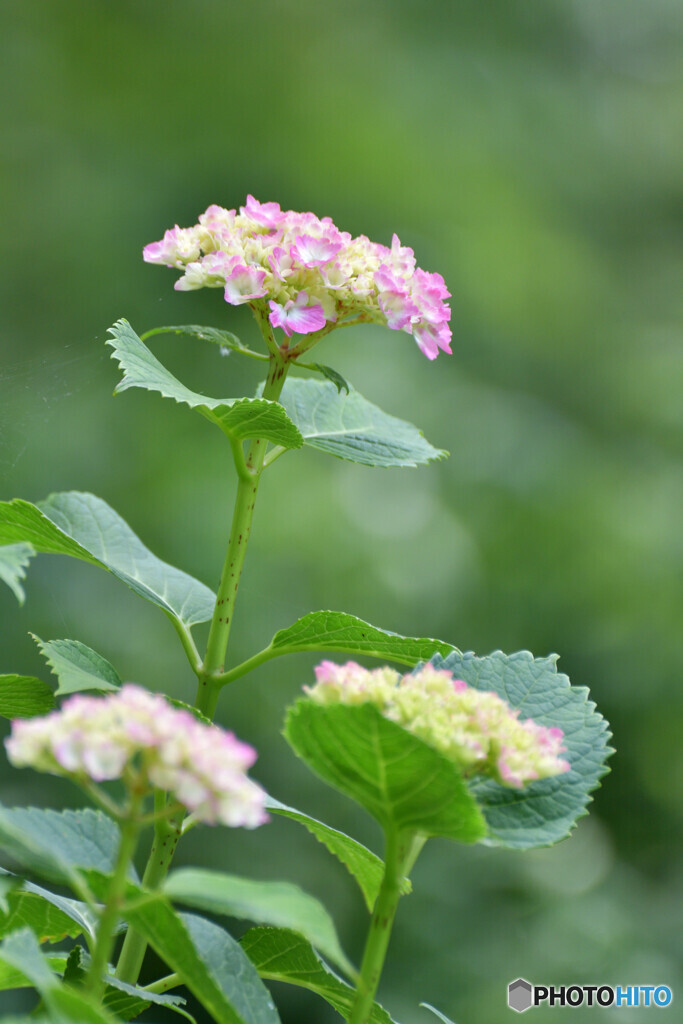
left=1, top=1, right=681, bottom=1020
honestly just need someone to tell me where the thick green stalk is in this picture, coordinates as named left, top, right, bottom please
left=196, top=350, right=289, bottom=716
left=114, top=804, right=184, bottom=985
left=348, top=829, right=415, bottom=1024
left=84, top=797, right=142, bottom=998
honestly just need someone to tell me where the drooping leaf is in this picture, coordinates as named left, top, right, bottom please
left=299, top=362, right=350, bottom=394
left=428, top=650, right=614, bottom=849
left=0, top=491, right=216, bottom=628
left=265, top=796, right=410, bottom=913
left=271, top=377, right=447, bottom=467
left=121, top=901, right=281, bottom=1024
left=268, top=610, right=456, bottom=668
left=103, top=974, right=196, bottom=1023
left=107, top=320, right=301, bottom=447
left=0, top=675, right=55, bottom=719
left=0, top=543, right=34, bottom=604
left=420, top=1002, right=457, bottom=1024
left=285, top=701, right=486, bottom=842
left=164, top=868, right=354, bottom=979
left=32, top=636, right=121, bottom=696
left=0, top=806, right=127, bottom=887
left=241, top=927, right=396, bottom=1024
left=0, top=868, right=97, bottom=942
left=141, top=323, right=252, bottom=357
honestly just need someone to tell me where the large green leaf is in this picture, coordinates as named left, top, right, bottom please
left=241, top=927, right=395, bottom=1024
left=265, top=796, right=408, bottom=913
left=0, top=491, right=216, bottom=628
left=0, top=675, right=55, bottom=719
left=0, top=868, right=97, bottom=943
left=284, top=702, right=486, bottom=842
left=121, top=901, right=281, bottom=1024
left=270, top=611, right=455, bottom=667
left=272, top=377, right=447, bottom=467
left=429, top=650, right=614, bottom=849
left=0, top=806, right=126, bottom=887
left=164, top=868, right=354, bottom=979
left=107, top=320, right=302, bottom=447
left=0, top=953, right=65, bottom=993
left=0, top=543, right=33, bottom=604
left=33, top=636, right=121, bottom=696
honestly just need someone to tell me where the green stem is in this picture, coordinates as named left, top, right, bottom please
left=84, top=796, right=143, bottom=998
left=142, top=972, right=182, bottom=994
left=195, top=350, right=289, bottom=716
left=349, top=829, right=415, bottom=1024
left=115, top=800, right=184, bottom=985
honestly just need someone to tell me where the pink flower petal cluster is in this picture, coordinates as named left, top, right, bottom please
left=306, top=662, right=570, bottom=789
left=143, top=196, right=452, bottom=360
left=5, top=686, right=267, bottom=828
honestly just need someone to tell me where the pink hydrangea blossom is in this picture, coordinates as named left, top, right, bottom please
left=143, top=197, right=453, bottom=358
left=5, top=686, right=268, bottom=828
left=305, top=662, right=570, bottom=789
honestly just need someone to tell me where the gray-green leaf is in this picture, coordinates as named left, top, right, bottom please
left=0, top=868, right=97, bottom=942
left=32, top=636, right=121, bottom=696
left=429, top=650, right=614, bottom=849
left=164, top=868, right=354, bottom=979
left=241, top=927, right=395, bottom=1024
left=0, top=543, right=34, bottom=604
left=0, top=491, right=216, bottom=628
left=272, top=377, right=447, bottom=467
left=284, top=702, right=486, bottom=842
left=0, top=675, right=55, bottom=719
left=120, top=901, right=281, bottom=1024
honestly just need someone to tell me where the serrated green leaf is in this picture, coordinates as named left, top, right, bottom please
left=284, top=702, right=486, bottom=842
left=32, top=636, right=121, bottom=696
left=0, top=805, right=127, bottom=888
left=0, top=868, right=97, bottom=943
left=164, top=868, right=355, bottom=979
left=0, top=491, right=216, bottom=628
left=0, top=675, right=55, bottom=718
left=0, top=543, right=34, bottom=604
left=429, top=650, right=614, bottom=849
left=120, top=902, right=281, bottom=1024
left=241, top=927, right=395, bottom=1024
left=107, top=320, right=302, bottom=446
left=272, top=377, right=447, bottom=467
left=264, top=795, right=409, bottom=913
left=270, top=610, right=456, bottom=667
left=103, top=974, right=195, bottom=1023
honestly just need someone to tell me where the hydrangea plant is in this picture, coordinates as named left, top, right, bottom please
left=0, top=197, right=612, bottom=1024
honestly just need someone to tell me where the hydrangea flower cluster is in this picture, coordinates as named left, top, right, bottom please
left=306, top=662, right=571, bottom=788
left=143, top=195, right=452, bottom=360
left=5, top=686, right=267, bottom=828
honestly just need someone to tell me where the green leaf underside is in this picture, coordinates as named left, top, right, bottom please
left=429, top=651, right=614, bottom=849
left=164, top=868, right=354, bottom=979
left=264, top=796, right=410, bottom=913
left=0, top=953, right=65, bottom=992
left=0, top=675, right=55, bottom=719
left=241, top=927, right=395, bottom=1024
left=0, top=868, right=97, bottom=943
left=0, top=491, right=216, bottom=628
left=103, top=974, right=195, bottom=1023
left=271, top=377, right=447, bottom=467
left=270, top=610, right=456, bottom=667
left=0, top=543, right=34, bottom=604
left=285, top=702, right=486, bottom=842
left=32, top=636, right=121, bottom=696
left=0, top=806, right=127, bottom=887
left=121, top=902, right=281, bottom=1024
left=107, top=320, right=302, bottom=446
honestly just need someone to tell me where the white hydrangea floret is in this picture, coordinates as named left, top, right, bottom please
left=305, top=661, right=571, bottom=789
left=5, top=685, right=267, bottom=828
